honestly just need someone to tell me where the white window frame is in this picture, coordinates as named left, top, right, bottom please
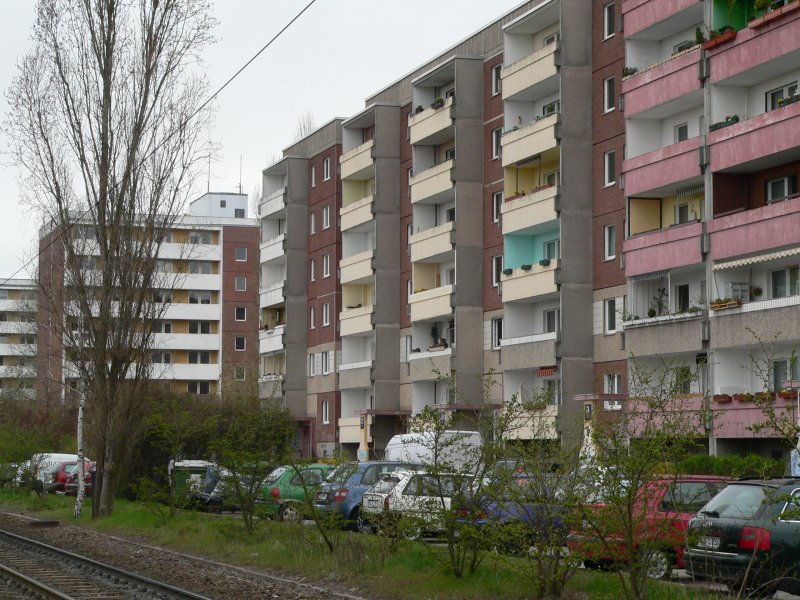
left=235, top=276, right=246, bottom=292
left=767, top=81, right=798, bottom=111
left=603, top=2, right=615, bottom=40
left=544, top=239, right=560, bottom=260
left=767, top=176, right=793, bottom=203
left=234, top=366, right=246, bottom=381
left=491, top=63, right=502, bottom=96
left=235, top=247, right=247, bottom=262
left=308, top=354, right=316, bottom=377
left=407, top=278, right=413, bottom=300
left=235, top=336, right=246, bottom=351
left=311, top=166, right=316, bottom=187
left=674, top=122, right=689, bottom=143
left=492, top=191, right=503, bottom=223
left=543, top=308, right=560, bottom=333
left=604, top=150, right=616, bottom=187
left=604, top=372, right=622, bottom=394
left=492, top=255, right=503, bottom=287
left=604, top=224, right=616, bottom=260
left=492, top=127, right=503, bottom=160
left=322, top=399, right=330, bottom=424
left=323, top=253, right=331, bottom=278
left=604, top=298, right=617, bottom=334
left=491, top=318, right=503, bottom=349
left=322, top=351, right=330, bottom=375
left=310, top=258, right=316, bottom=282
left=322, top=302, right=330, bottom=326
left=310, top=212, right=316, bottom=235
left=309, top=306, right=315, bottom=329
left=322, top=205, right=331, bottom=229
left=675, top=203, right=690, bottom=224
left=603, top=76, right=616, bottom=113
left=235, top=306, right=246, bottom=321
left=542, top=100, right=559, bottom=117
left=323, top=157, right=331, bottom=181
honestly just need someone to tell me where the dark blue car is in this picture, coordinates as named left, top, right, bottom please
left=314, top=461, right=422, bottom=532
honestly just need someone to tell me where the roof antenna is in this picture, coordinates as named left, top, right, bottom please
left=238, top=155, right=243, bottom=194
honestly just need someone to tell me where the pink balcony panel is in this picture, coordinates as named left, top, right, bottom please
left=713, top=400, right=795, bottom=438
left=623, top=221, right=702, bottom=277
left=707, top=197, right=800, bottom=262
left=622, top=0, right=703, bottom=38
left=708, top=102, right=800, bottom=172
left=622, top=136, right=701, bottom=197
left=622, top=48, right=701, bottom=117
left=708, top=9, right=800, bottom=83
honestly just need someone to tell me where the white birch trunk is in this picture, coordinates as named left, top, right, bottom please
left=74, top=391, right=86, bottom=519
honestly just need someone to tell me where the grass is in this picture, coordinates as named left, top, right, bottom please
left=0, top=489, right=726, bottom=600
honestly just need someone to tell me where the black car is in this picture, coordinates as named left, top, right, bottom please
left=685, top=477, right=800, bottom=595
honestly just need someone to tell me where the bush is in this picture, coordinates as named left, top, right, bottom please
left=678, top=453, right=784, bottom=478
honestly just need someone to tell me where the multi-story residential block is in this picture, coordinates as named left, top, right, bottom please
left=37, top=192, right=260, bottom=404
left=0, top=279, right=37, bottom=396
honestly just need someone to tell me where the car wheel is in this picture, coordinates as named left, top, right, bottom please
left=280, top=504, right=303, bottom=522
left=646, top=550, right=673, bottom=580
left=352, top=508, right=372, bottom=534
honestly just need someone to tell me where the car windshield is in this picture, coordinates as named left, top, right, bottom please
left=263, top=466, right=289, bottom=486
left=326, top=464, right=356, bottom=483
left=702, top=484, right=768, bottom=519
left=371, top=475, right=402, bottom=494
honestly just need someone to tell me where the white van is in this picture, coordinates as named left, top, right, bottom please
left=383, top=431, right=483, bottom=472
left=17, top=453, right=84, bottom=489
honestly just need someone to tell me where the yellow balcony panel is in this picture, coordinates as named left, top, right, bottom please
left=501, top=185, right=559, bottom=235
left=409, top=285, right=453, bottom=322
left=339, top=416, right=371, bottom=444
left=339, top=304, right=374, bottom=337
left=501, top=260, right=558, bottom=302
left=340, top=250, right=373, bottom=285
left=410, top=222, right=454, bottom=263
left=340, top=140, right=374, bottom=180
left=410, top=160, right=454, bottom=204
left=509, top=405, right=559, bottom=440
left=409, top=96, right=455, bottom=145
left=501, top=44, right=558, bottom=102
left=340, top=195, right=373, bottom=232
left=501, top=114, right=558, bottom=168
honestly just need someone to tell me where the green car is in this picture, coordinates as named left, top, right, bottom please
left=262, top=464, right=335, bottom=520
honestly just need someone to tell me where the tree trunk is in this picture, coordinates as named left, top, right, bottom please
left=96, top=437, right=114, bottom=518
left=73, top=391, right=86, bottom=519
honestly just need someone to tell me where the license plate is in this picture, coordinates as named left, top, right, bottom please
left=317, top=492, right=328, bottom=502
left=698, top=536, right=720, bottom=550
left=367, top=499, right=379, bottom=508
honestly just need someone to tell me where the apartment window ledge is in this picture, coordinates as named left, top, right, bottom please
left=622, top=311, right=702, bottom=329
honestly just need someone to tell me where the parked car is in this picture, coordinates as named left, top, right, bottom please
left=685, top=477, right=800, bottom=594
left=384, top=431, right=483, bottom=472
left=64, top=461, right=95, bottom=496
left=314, top=461, right=423, bottom=532
left=17, top=454, right=84, bottom=491
left=52, top=461, right=78, bottom=493
left=571, top=475, right=729, bottom=579
left=262, top=463, right=334, bottom=520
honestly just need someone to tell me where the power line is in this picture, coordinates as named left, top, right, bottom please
left=2, top=0, right=318, bottom=286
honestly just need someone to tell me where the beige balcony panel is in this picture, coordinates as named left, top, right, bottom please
left=410, top=160, right=454, bottom=204
left=500, top=335, right=557, bottom=371
left=409, top=285, right=453, bottom=321
left=501, top=44, right=558, bottom=101
left=509, top=405, right=559, bottom=440
left=340, top=195, right=373, bottom=232
left=340, top=140, right=374, bottom=180
left=410, top=222, right=454, bottom=262
left=410, top=351, right=452, bottom=381
left=338, top=416, right=368, bottom=444
left=409, top=97, right=454, bottom=145
left=501, top=186, right=559, bottom=235
left=339, top=364, right=372, bottom=390
left=501, top=114, right=558, bottom=168
left=339, top=304, right=374, bottom=337
left=501, top=261, right=558, bottom=302
left=340, top=250, right=373, bottom=285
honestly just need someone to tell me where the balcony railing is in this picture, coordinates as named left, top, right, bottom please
left=259, top=187, right=286, bottom=218
left=500, top=42, right=558, bottom=101
left=409, top=96, right=455, bottom=146
left=501, top=185, right=559, bottom=235
left=340, top=250, right=373, bottom=285
left=410, top=222, right=454, bottom=263
left=339, top=304, right=374, bottom=337
left=500, top=260, right=558, bottom=302
left=410, top=160, right=454, bottom=204
left=340, top=140, right=374, bottom=180
left=501, top=114, right=558, bottom=167
left=340, top=194, right=373, bottom=232
left=409, top=285, right=453, bottom=321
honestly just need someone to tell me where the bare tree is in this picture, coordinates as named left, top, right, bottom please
left=5, top=0, right=216, bottom=517
left=292, top=110, right=316, bottom=142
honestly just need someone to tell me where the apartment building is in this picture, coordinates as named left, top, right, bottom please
left=36, top=192, right=260, bottom=403
left=0, top=279, right=37, bottom=396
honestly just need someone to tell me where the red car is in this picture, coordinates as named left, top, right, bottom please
left=51, top=461, right=79, bottom=493
left=64, top=461, right=95, bottom=496
left=571, top=475, right=729, bottom=579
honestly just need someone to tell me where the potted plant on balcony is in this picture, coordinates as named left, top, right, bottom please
left=431, top=97, right=445, bottom=110
left=521, top=263, right=532, bottom=271
left=502, top=267, right=513, bottom=276
left=709, top=114, right=740, bottom=132
left=538, top=258, right=551, bottom=267
left=622, top=66, right=639, bottom=77
left=779, top=388, right=797, bottom=399
left=414, top=105, right=424, bottom=114
left=710, top=297, right=742, bottom=310
left=713, top=393, right=733, bottom=403
left=751, top=285, right=763, bottom=299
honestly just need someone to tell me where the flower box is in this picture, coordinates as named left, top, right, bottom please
left=778, top=95, right=800, bottom=108
left=521, top=264, right=532, bottom=271
left=709, top=299, right=742, bottom=311
left=431, top=97, right=445, bottom=110
left=539, top=259, right=551, bottom=267
left=702, top=29, right=737, bottom=50
left=735, top=393, right=754, bottom=403
left=502, top=268, right=513, bottom=276
left=749, top=0, right=800, bottom=29
left=779, top=390, right=798, bottom=399
left=713, top=394, right=733, bottom=403
left=709, top=115, right=740, bottom=132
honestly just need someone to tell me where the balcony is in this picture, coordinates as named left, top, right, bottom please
left=0, top=321, right=35, bottom=335
left=259, top=187, right=286, bottom=219
left=500, top=332, right=557, bottom=371
left=409, top=285, right=453, bottom=322
left=624, top=312, right=704, bottom=357
left=500, top=261, right=558, bottom=303
left=409, top=97, right=454, bottom=146
left=501, top=42, right=558, bottom=102
left=622, top=0, right=704, bottom=39
left=339, top=415, right=371, bottom=444
left=707, top=101, right=800, bottom=173
left=409, top=347, right=452, bottom=381
left=339, top=304, right=374, bottom=337
left=410, top=223, right=454, bottom=263
left=501, top=186, right=559, bottom=235
left=623, top=221, right=702, bottom=278
left=340, top=195, right=373, bottom=232
left=259, top=281, right=285, bottom=308
left=152, top=333, right=218, bottom=351
left=508, top=405, right=559, bottom=440
left=711, top=296, right=800, bottom=348
left=159, top=242, right=221, bottom=261
left=712, top=397, right=796, bottom=439
left=161, top=302, right=221, bottom=321
left=340, top=140, right=374, bottom=180
left=259, top=325, right=285, bottom=354
left=174, top=273, right=220, bottom=291
left=260, top=234, right=285, bottom=263
left=153, top=363, right=220, bottom=381
left=340, top=250, right=373, bottom=285
left=0, top=365, right=35, bottom=378
left=708, top=198, right=800, bottom=262
left=622, top=48, right=701, bottom=118
left=622, top=137, right=702, bottom=197
left=501, top=114, right=558, bottom=168
left=339, top=361, right=372, bottom=390
left=0, top=299, right=34, bottom=312
left=410, top=160, right=454, bottom=204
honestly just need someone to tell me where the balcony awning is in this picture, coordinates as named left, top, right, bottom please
left=630, top=270, right=668, bottom=282
left=537, top=366, right=557, bottom=377
left=713, top=246, right=800, bottom=271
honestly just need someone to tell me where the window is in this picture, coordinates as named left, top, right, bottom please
left=322, top=254, right=331, bottom=278
left=542, top=100, right=559, bottom=117
left=405, top=335, right=412, bottom=361
left=446, top=207, right=456, bottom=223
left=311, top=166, right=316, bottom=187
left=673, top=40, right=694, bottom=54
left=188, top=291, right=211, bottom=304
left=492, top=127, right=502, bottom=160
left=447, top=320, right=455, bottom=345
left=153, top=290, right=172, bottom=303
left=492, top=191, right=503, bottom=223
left=446, top=267, right=456, bottom=286
left=407, top=168, right=413, bottom=197
left=189, top=261, right=212, bottom=274
left=220, top=199, right=226, bottom=208
left=152, top=351, right=171, bottom=364
left=189, top=231, right=212, bottom=244
left=309, top=306, right=315, bottom=329
left=310, top=212, right=316, bottom=234
left=235, top=306, right=246, bottom=321
left=545, top=171, right=560, bottom=187
left=604, top=224, right=616, bottom=260
left=155, top=260, right=172, bottom=273
left=605, top=298, right=617, bottom=334
left=234, top=208, right=245, bottom=218
left=322, top=205, right=331, bottom=229
left=603, top=2, right=615, bottom=39
left=235, top=247, right=247, bottom=261
left=545, top=379, right=561, bottom=405
left=151, top=321, right=172, bottom=334
left=544, top=308, right=560, bottom=333
left=0, top=290, right=7, bottom=299
left=771, top=266, right=800, bottom=298
left=309, top=258, right=316, bottom=282
left=322, top=400, right=330, bottom=424
left=675, top=284, right=689, bottom=312
left=323, top=157, right=331, bottom=181
left=491, top=63, right=502, bottom=96
left=544, top=239, right=560, bottom=260
left=675, top=122, right=689, bottom=143
left=308, top=354, right=316, bottom=377
left=235, top=336, right=246, bottom=351
left=730, top=282, right=749, bottom=302
left=767, top=81, right=798, bottom=111
left=322, top=351, right=332, bottom=375
left=544, top=32, right=559, bottom=47
left=407, top=278, right=412, bottom=300
left=604, top=150, right=616, bottom=187
left=235, top=276, right=246, bottom=291
left=767, top=176, right=797, bottom=203
left=491, top=318, right=503, bottom=349
left=189, top=321, right=211, bottom=334
left=492, top=255, right=503, bottom=287
left=673, top=365, right=692, bottom=394
left=234, top=366, right=246, bottom=381
left=675, top=203, right=690, bottom=224
left=773, top=358, right=800, bottom=392
left=604, top=373, right=622, bottom=394
left=603, top=77, right=615, bottom=112
left=188, top=381, right=210, bottom=395
left=322, top=302, right=330, bottom=326
left=188, top=351, right=210, bottom=364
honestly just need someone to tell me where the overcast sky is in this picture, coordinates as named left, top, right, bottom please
left=0, top=0, right=524, bottom=279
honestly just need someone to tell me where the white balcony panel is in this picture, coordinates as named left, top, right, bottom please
left=501, top=114, right=558, bottom=168
left=175, top=273, right=221, bottom=291
left=410, top=222, right=454, bottom=263
left=152, top=363, right=220, bottom=381
left=0, top=299, right=36, bottom=311
left=340, top=140, right=374, bottom=180
left=499, top=331, right=558, bottom=347
left=260, top=282, right=285, bottom=308
left=340, top=195, right=374, bottom=232
left=409, top=285, right=453, bottom=321
left=159, top=242, right=221, bottom=261
left=153, top=333, right=219, bottom=351
left=340, top=250, right=373, bottom=285
left=409, top=97, right=455, bottom=145
left=259, top=187, right=287, bottom=218
left=0, top=321, right=36, bottom=334
left=410, top=160, right=454, bottom=204
left=0, top=343, right=35, bottom=356
left=501, top=186, right=559, bottom=235
left=161, top=303, right=221, bottom=321
left=259, top=325, right=285, bottom=354
left=501, top=44, right=558, bottom=101
left=260, top=234, right=286, bottom=263
left=340, top=305, right=374, bottom=337
left=0, top=365, right=35, bottom=378
left=500, top=261, right=559, bottom=302
left=339, top=360, right=373, bottom=371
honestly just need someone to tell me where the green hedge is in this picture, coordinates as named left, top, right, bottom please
left=679, top=453, right=785, bottom=478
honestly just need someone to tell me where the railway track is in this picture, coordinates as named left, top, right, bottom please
left=0, top=528, right=212, bottom=600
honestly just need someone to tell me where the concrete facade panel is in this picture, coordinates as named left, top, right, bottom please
left=711, top=305, right=800, bottom=349
left=339, top=365, right=371, bottom=390
left=622, top=49, right=701, bottom=117
left=624, top=316, right=704, bottom=357
left=501, top=339, right=557, bottom=371
left=622, top=0, right=703, bottom=38
left=623, top=221, right=702, bottom=277
left=623, top=136, right=702, bottom=196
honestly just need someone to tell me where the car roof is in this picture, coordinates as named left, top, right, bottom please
left=732, top=477, right=800, bottom=488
